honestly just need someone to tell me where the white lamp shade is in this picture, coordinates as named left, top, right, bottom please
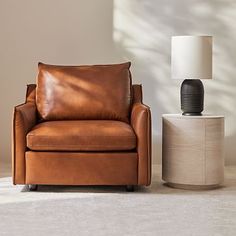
left=171, top=36, right=212, bottom=79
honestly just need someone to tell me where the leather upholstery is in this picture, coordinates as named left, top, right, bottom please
left=36, top=62, right=132, bottom=122
left=26, top=84, right=36, bottom=103
left=27, top=120, right=136, bottom=151
left=132, top=84, right=143, bottom=103
left=131, top=84, right=151, bottom=185
left=26, top=152, right=137, bottom=185
left=13, top=76, right=152, bottom=186
left=12, top=101, right=37, bottom=184
left=27, top=83, right=143, bottom=116
left=27, top=83, right=143, bottom=115
left=131, top=103, right=152, bottom=185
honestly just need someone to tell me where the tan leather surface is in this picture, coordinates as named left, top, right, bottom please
left=29, top=83, right=141, bottom=106
left=26, top=151, right=137, bottom=185
left=132, top=84, right=143, bottom=104
left=36, top=62, right=132, bottom=122
left=12, top=101, right=37, bottom=184
left=131, top=103, right=152, bottom=186
left=26, top=84, right=36, bottom=103
left=27, top=120, right=136, bottom=151
left=13, top=83, right=151, bottom=186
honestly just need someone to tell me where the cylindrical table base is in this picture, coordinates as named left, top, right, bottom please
left=162, top=114, right=224, bottom=190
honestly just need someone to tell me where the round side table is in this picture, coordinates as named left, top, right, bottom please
left=162, top=114, right=224, bottom=190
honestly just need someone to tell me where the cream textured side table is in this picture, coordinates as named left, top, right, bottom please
left=162, top=114, right=224, bottom=190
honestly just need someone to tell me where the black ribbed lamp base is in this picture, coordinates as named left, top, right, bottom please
left=181, top=79, right=204, bottom=116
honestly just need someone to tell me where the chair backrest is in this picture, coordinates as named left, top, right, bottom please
left=35, top=62, right=132, bottom=122
left=26, top=84, right=143, bottom=103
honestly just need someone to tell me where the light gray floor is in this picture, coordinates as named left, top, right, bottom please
left=0, top=164, right=236, bottom=236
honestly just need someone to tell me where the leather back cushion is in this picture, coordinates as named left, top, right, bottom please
left=36, top=62, right=132, bottom=122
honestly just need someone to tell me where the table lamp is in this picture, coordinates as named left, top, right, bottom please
left=171, top=36, right=212, bottom=116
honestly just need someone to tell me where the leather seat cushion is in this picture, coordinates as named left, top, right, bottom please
left=27, top=120, right=136, bottom=151
left=36, top=62, right=132, bottom=122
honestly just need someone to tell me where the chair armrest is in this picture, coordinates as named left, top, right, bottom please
left=12, top=102, right=37, bottom=184
left=131, top=103, right=152, bottom=186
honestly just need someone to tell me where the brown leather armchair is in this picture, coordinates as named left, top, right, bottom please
left=12, top=62, right=151, bottom=191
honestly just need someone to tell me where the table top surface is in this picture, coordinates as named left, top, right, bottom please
left=162, top=114, right=224, bottom=119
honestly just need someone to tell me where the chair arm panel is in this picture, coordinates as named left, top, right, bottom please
left=131, top=103, right=152, bottom=185
left=12, top=102, right=37, bottom=184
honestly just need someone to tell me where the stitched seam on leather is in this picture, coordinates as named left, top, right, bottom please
left=13, top=108, right=16, bottom=184
left=143, top=109, right=149, bottom=185
left=14, top=102, right=27, bottom=109
left=144, top=107, right=151, bottom=185
left=147, top=108, right=151, bottom=185
left=27, top=134, right=135, bottom=138
left=27, top=144, right=135, bottom=147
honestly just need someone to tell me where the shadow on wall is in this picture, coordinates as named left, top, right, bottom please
left=113, top=0, right=236, bottom=165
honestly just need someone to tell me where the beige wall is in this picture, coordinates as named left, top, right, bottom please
left=0, top=0, right=236, bottom=167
